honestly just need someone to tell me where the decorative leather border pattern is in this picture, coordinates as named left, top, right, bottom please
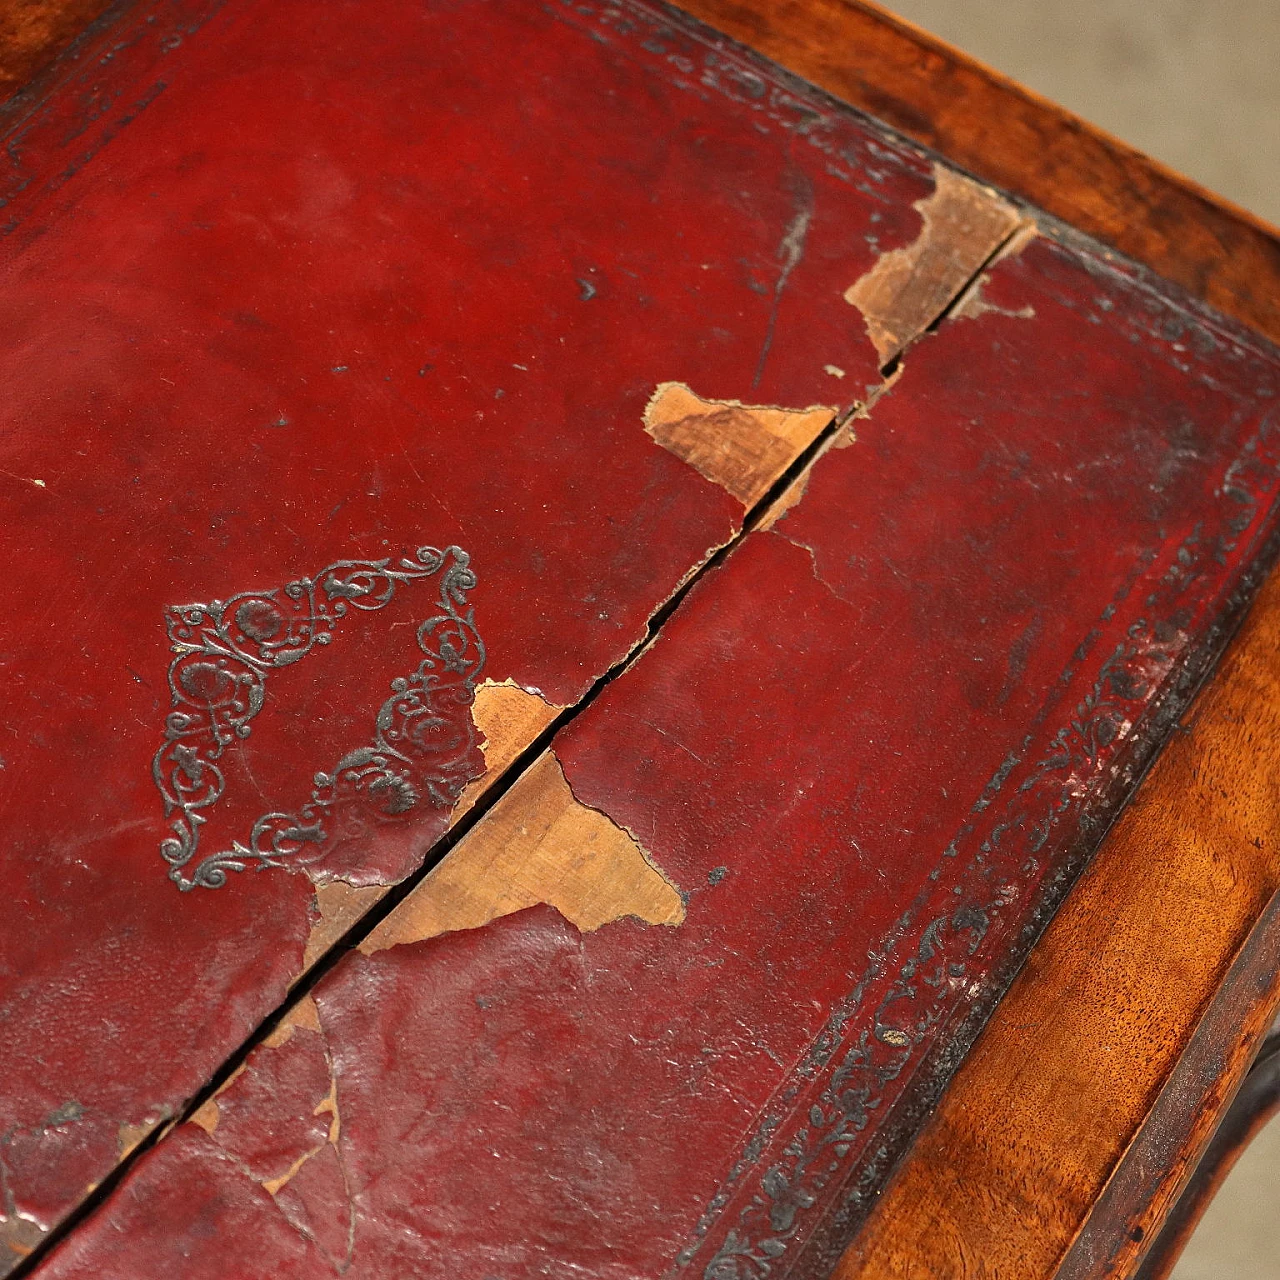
left=152, top=545, right=483, bottom=891
left=672, top=372, right=1280, bottom=1273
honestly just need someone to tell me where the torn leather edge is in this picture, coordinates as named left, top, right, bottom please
left=359, top=748, right=685, bottom=954
left=845, top=163, right=1029, bottom=370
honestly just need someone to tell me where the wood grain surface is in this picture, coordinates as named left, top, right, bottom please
left=836, top=564, right=1280, bottom=1279
left=1057, top=915, right=1280, bottom=1280
left=0, top=0, right=115, bottom=100
left=360, top=749, right=686, bottom=952
left=1133, top=1033, right=1280, bottom=1280
left=675, top=0, right=1280, bottom=349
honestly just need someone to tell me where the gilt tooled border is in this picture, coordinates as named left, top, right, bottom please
left=673, top=396, right=1280, bottom=1276
left=152, top=545, right=483, bottom=892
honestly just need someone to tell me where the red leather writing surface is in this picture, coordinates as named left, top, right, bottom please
left=0, top=0, right=950, bottom=1260
left=32, top=196, right=1280, bottom=1278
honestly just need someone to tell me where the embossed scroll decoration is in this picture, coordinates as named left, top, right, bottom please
left=153, top=546, right=484, bottom=891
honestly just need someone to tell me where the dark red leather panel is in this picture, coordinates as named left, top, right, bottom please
left=32, top=225, right=1280, bottom=1275
left=0, top=0, right=940, bottom=1256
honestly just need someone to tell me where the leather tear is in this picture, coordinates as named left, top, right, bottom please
left=360, top=750, right=685, bottom=954
left=451, top=678, right=564, bottom=823
left=257, top=1015, right=355, bottom=1267
left=188, top=1098, right=221, bottom=1136
left=187, top=995, right=338, bottom=1203
left=260, top=1146, right=322, bottom=1198
left=298, top=682, right=562, bottom=972
left=304, top=881, right=389, bottom=971
left=952, top=276, right=1036, bottom=322
left=845, top=164, right=1024, bottom=368
left=188, top=1059, right=249, bottom=1137
left=644, top=382, right=835, bottom=508
left=263, top=995, right=324, bottom=1048
left=188, top=994, right=317, bottom=1138
left=115, top=1119, right=159, bottom=1161
left=758, top=405, right=867, bottom=530
left=234, top=989, right=350, bottom=1247
left=0, top=1215, right=46, bottom=1263
left=758, top=467, right=813, bottom=530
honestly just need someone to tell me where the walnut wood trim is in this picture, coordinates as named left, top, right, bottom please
left=1057, top=916, right=1280, bottom=1279
left=834, top=562, right=1280, bottom=1280
left=673, top=0, right=1280, bottom=349
left=0, top=0, right=119, bottom=102
left=1129, top=1032, right=1280, bottom=1280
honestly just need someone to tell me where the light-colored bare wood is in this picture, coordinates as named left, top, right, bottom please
left=361, top=750, right=685, bottom=955
left=301, top=679, right=564, bottom=966
left=845, top=164, right=1023, bottom=367
left=644, top=382, right=835, bottom=507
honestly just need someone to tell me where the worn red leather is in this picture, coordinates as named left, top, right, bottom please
left=6, top=0, right=1280, bottom=1277
left=0, top=0, right=944, bottom=1263
left=31, top=196, right=1280, bottom=1280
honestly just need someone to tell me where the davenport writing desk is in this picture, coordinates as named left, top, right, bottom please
left=2, top=2, right=1278, bottom=1277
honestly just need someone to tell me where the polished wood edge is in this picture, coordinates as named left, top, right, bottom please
left=0, top=0, right=123, bottom=107
left=673, top=0, right=1280, bottom=348
left=1058, top=905, right=1280, bottom=1279
left=833, top=550, right=1280, bottom=1280
left=1131, top=1032, right=1280, bottom=1280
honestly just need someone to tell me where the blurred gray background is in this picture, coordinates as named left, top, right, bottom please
left=879, top=0, right=1279, bottom=227
left=875, top=2, right=1279, bottom=1275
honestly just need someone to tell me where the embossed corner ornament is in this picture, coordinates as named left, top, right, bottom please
left=153, top=546, right=484, bottom=891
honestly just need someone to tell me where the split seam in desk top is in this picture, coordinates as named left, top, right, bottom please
left=2, top=1, right=1279, bottom=1277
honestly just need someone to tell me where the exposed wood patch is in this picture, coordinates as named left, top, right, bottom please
left=298, top=682, right=562, bottom=971
left=845, top=164, right=1023, bottom=368
left=644, top=382, right=834, bottom=508
left=187, top=1098, right=221, bottom=1137
left=115, top=1120, right=158, bottom=1162
left=360, top=750, right=684, bottom=954
left=262, top=995, right=323, bottom=1049
left=303, top=882, right=388, bottom=971
left=451, top=678, right=563, bottom=823
left=0, top=1216, right=44, bottom=1264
